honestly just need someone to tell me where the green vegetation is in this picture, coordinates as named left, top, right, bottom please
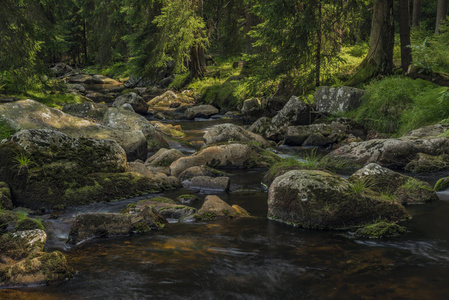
left=0, top=119, right=16, bottom=140
left=347, top=76, right=448, bottom=136
left=14, top=152, right=33, bottom=167
left=434, top=177, right=449, bottom=191
left=355, top=221, right=407, bottom=238
left=347, top=178, right=373, bottom=196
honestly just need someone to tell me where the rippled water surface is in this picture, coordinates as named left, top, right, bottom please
left=2, top=119, right=449, bottom=299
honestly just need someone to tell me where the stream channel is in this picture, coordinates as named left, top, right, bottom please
left=2, top=115, right=449, bottom=299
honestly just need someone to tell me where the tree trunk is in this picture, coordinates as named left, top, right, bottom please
left=399, top=0, right=412, bottom=73
left=190, top=45, right=207, bottom=79
left=240, top=6, right=261, bottom=76
left=412, top=0, right=421, bottom=28
left=315, top=0, right=322, bottom=87
left=347, top=0, right=394, bottom=85
left=436, top=0, right=448, bottom=34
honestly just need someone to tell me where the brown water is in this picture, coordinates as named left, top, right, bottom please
left=2, top=119, right=449, bottom=299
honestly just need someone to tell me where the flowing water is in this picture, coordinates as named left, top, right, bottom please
left=2, top=118, right=449, bottom=299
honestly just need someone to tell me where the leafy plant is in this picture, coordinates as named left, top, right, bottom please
left=14, top=151, right=33, bottom=167
left=348, top=178, right=373, bottom=196
left=0, top=119, right=16, bottom=140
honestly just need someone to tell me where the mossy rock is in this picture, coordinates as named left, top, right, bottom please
left=176, top=194, right=199, bottom=204
left=355, top=222, right=407, bottom=238
left=16, top=217, right=45, bottom=231
left=435, top=177, right=449, bottom=191
left=194, top=195, right=248, bottom=221
left=0, top=182, right=13, bottom=210
left=268, top=170, right=411, bottom=230
left=0, top=210, right=18, bottom=233
left=122, top=197, right=196, bottom=220
left=0, top=251, right=73, bottom=286
left=404, top=153, right=449, bottom=173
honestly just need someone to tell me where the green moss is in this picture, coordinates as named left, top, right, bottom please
left=434, top=177, right=449, bottom=191
left=16, top=217, right=45, bottom=231
left=355, top=221, right=407, bottom=238
left=131, top=222, right=152, bottom=233
left=0, top=118, right=17, bottom=140
left=194, top=212, right=217, bottom=221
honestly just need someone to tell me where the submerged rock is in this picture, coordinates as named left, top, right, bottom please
left=195, top=195, right=250, bottom=221
left=67, top=207, right=167, bottom=244
left=355, top=222, right=407, bottom=238
left=122, top=197, right=196, bottom=222
left=184, top=176, right=230, bottom=193
left=267, top=170, right=410, bottom=229
left=203, top=123, right=272, bottom=148
left=169, top=143, right=281, bottom=177
left=349, top=163, right=438, bottom=205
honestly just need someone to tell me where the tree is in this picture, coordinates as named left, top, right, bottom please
left=348, top=0, right=394, bottom=85
left=436, top=0, right=448, bottom=34
left=399, top=0, right=412, bottom=73
left=412, top=0, right=421, bottom=28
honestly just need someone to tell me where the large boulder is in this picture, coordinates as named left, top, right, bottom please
left=0, top=230, right=72, bottom=286
left=328, top=137, right=449, bottom=170
left=284, top=118, right=366, bottom=147
left=0, top=129, right=166, bottom=209
left=265, top=96, right=311, bottom=142
left=102, top=108, right=169, bottom=151
left=184, top=105, right=219, bottom=120
left=145, top=148, right=185, bottom=168
left=169, top=143, right=281, bottom=177
left=67, top=73, right=121, bottom=85
left=126, top=161, right=181, bottom=188
left=147, top=91, right=194, bottom=107
left=203, top=123, right=272, bottom=148
left=404, top=153, right=449, bottom=173
left=314, top=86, right=366, bottom=114
left=67, top=207, right=167, bottom=244
left=268, top=170, right=410, bottom=229
left=0, top=99, right=148, bottom=160
left=240, top=98, right=263, bottom=120
left=195, top=195, right=250, bottom=221
left=62, top=101, right=108, bottom=120
left=248, top=117, right=272, bottom=136
left=348, top=163, right=438, bottom=205
left=113, top=92, right=148, bottom=115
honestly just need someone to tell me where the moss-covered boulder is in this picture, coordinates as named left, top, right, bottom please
left=169, top=143, right=281, bottom=177
left=195, top=195, right=250, bottom=221
left=0, top=230, right=72, bottom=286
left=145, top=148, right=185, bottom=174
left=176, top=194, right=199, bottom=204
left=0, top=182, right=13, bottom=210
left=268, top=170, right=410, bottom=230
left=329, top=137, right=449, bottom=170
left=203, top=123, right=272, bottom=148
left=0, top=210, right=17, bottom=233
left=126, top=161, right=181, bottom=188
left=349, top=163, right=438, bottom=205
left=122, top=197, right=196, bottom=221
left=147, top=91, right=194, bottom=107
left=149, top=121, right=185, bottom=139
left=0, top=130, right=167, bottom=209
left=355, top=222, right=407, bottom=238
left=184, top=105, right=219, bottom=120
left=67, top=207, right=167, bottom=244
left=0, top=99, right=148, bottom=160
left=434, top=177, right=449, bottom=191
left=404, top=153, right=449, bottom=173
left=178, top=165, right=230, bottom=181
left=248, top=117, right=272, bottom=136
left=102, top=108, right=169, bottom=152
left=113, top=92, right=148, bottom=115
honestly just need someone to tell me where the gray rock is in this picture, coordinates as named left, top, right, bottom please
left=184, top=176, right=230, bottom=192
left=203, top=123, right=271, bottom=148
left=268, top=170, right=410, bottom=229
left=241, top=98, right=263, bottom=119
left=62, top=101, right=108, bottom=119
left=178, top=165, right=230, bottom=181
left=145, top=148, right=184, bottom=168
left=265, top=96, right=311, bottom=142
left=195, top=195, right=249, bottom=220
left=113, top=92, right=149, bottom=115
left=184, top=105, right=219, bottom=120
left=248, top=117, right=272, bottom=136
left=314, top=86, right=365, bottom=114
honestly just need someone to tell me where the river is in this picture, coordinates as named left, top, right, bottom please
left=2, top=117, right=449, bottom=299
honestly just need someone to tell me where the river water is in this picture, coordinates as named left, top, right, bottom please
left=2, top=117, right=449, bottom=299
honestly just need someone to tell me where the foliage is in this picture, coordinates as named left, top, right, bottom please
left=14, top=152, right=33, bottom=167
left=347, top=178, right=373, bottom=196
left=0, top=119, right=17, bottom=140
left=349, top=76, right=445, bottom=135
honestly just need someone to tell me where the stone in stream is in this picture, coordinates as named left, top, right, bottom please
left=122, top=196, right=196, bottom=222
left=268, top=170, right=410, bottom=230
left=0, top=99, right=148, bottom=161
left=178, top=165, right=230, bottom=181
left=0, top=129, right=171, bottom=209
left=113, top=92, right=149, bottom=115
left=62, top=101, right=108, bottom=120
left=194, top=195, right=250, bottom=221
left=169, top=143, right=281, bottom=177
left=184, top=105, right=219, bottom=120
left=183, top=176, right=230, bottom=193
left=147, top=90, right=194, bottom=107
left=0, top=229, right=72, bottom=287
left=145, top=148, right=185, bottom=173
left=67, top=207, right=167, bottom=244
left=203, top=123, right=273, bottom=148
left=349, top=163, right=438, bottom=205
left=240, top=97, right=264, bottom=120
left=435, top=177, right=449, bottom=191
left=248, top=117, right=272, bottom=136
